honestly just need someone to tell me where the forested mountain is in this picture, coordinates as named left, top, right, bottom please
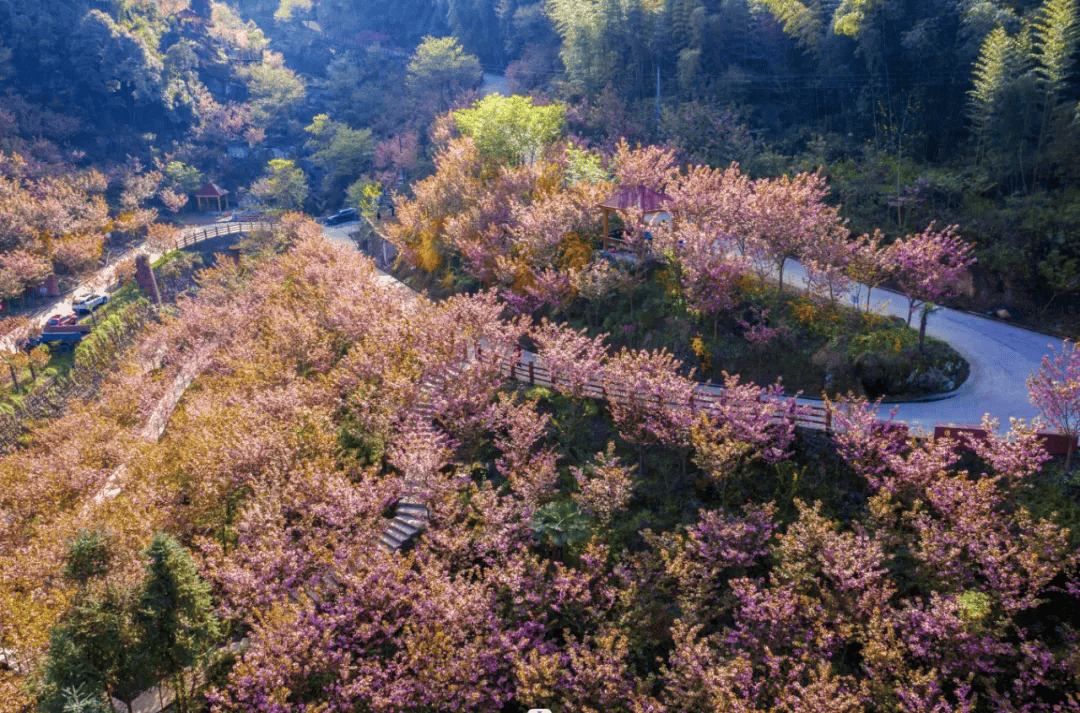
left=2, top=0, right=1076, bottom=325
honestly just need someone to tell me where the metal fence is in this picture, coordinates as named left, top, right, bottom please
left=174, top=221, right=277, bottom=250
left=474, top=344, right=833, bottom=432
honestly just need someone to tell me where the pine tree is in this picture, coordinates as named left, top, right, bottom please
left=968, top=26, right=1014, bottom=164
left=135, top=534, right=219, bottom=713
left=1031, top=0, right=1079, bottom=184
left=38, top=588, right=147, bottom=713
left=754, top=0, right=826, bottom=54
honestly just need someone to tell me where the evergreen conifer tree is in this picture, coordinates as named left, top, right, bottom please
left=134, top=534, right=219, bottom=713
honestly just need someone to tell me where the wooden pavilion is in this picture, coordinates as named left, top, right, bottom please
left=195, top=181, right=230, bottom=212
left=598, top=185, right=673, bottom=250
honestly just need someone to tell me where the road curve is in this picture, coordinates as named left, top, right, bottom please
left=781, top=259, right=1066, bottom=431
left=330, top=223, right=1069, bottom=433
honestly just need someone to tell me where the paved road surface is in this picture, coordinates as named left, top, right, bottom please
left=330, top=226, right=1068, bottom=433
left=481, top=72, right=509, bottom=97
left=780, top=259, right=1066, bottom=431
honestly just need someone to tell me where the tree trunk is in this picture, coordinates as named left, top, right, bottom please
left=8, top=364, right=17, bottom=390
left=174, top=672, right=187, bottom=713
left=918, top=308, right=929, bottom=353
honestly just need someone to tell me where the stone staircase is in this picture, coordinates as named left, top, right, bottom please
left=379, top=498, right=430, bottom=551
left=378, top=374, right=446, bottom=552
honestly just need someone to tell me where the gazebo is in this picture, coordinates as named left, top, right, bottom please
left=598, top=185, right=673, bottom=250
left=195, top=181, right=230, bottom=212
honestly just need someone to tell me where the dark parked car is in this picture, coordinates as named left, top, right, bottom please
left=324, top=208, right=359, bottom=226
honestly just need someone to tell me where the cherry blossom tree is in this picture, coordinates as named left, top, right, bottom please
left=529, top=319, right=608, bottom=400
left=668, top=163, right=750, bottom=239
left=571, top=443, right=636, bottom=523
left=158, top=187, right=189, bottom=213
left=610, top=140, right=679, bottom=191
left=5, top=201, right=1080, bottom=712
left=601, top=346, right=699, bottom=477
left=674, top=223, right=744, bottom=335
left=888, top=222, right=976, bottom=350
left=483, top=393, right=559, bottom=508
left=1028, top=339, right=1080, bottom=469
left=688, top=378, right=799, bottom=498
left=1, top=349, right=23, bottom=390
left=745, top=169, right=844, bottom=294
left=802, top=228, right=855, bottom=304
left=845, top=229, right=892, bottom=311
left=27, top=346, right=50, bottom=382
left=51, top=233, right=104, bottom=276
left=373, top=126, right=420, bottom=187
left=0, top=249, right=52, bottom=303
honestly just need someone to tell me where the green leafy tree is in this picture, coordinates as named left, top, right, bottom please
left=55, top=684, right=111, bottom=713
left=753, top=0, right=827, bottom=54
left=39, top=590, right=147, bottom=713
left=163, top=162, right=204, bottom=195
left=135, top=534, right=219, bottom=713
left=304, top=114, right=375, bottom=194
left=239, top=50, right=306, bottom=129
left=406, top=36, right=482, bottom=113
left=1039, top=248, right=1080, bottom=315
left=967, top=24, right=1038, bottom=186
left=321, top=47, right=409, bottom=130
left=967, top=0, right=1078, bottom=189
left=453, top=94, right=566, bottom=166
left=68, top=11, right=163, bottom=108
left=564, top=143, right=609, bottom=184
left=968, top=25, right=1017, bottom=162
left=831, top=0, right=886, bottom=40
left=530, top=499, right=591, bottom=559
left=444, top=0, right=500, bottom=62
left=547, top=0, right=666, bottom=97
left=546, top=0, right=627, bottom=94
left=250, top=159, right=309, bottom=210
left=346, top=178, right=382, bottom=216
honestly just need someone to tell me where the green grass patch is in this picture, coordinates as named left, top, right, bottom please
left=556, top=268, right=968, bottom=400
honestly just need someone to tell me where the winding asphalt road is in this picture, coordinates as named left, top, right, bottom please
left=326, top=223, right=1070, bottom=433
left=772, top=259, right=1067, bottom=432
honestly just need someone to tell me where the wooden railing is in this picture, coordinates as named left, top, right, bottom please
left=174, top=221, right=277, bottom=250
left=475, top=345, right=833, bottom=432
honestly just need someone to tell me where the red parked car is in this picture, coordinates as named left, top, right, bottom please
left=46, top=313, right=78, bottom=327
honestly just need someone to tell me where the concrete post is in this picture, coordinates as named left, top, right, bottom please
left=135, top=254, right=161, bottom=304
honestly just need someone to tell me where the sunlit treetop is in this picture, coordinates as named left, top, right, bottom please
left=453, top=94, right=566, bottom=167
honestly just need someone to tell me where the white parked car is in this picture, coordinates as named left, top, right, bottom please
left=72, top=294, right=108, bottom=314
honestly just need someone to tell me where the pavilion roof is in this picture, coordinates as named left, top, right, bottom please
left=598, top=185, right=672, bottom=213
left=195, top=181, right=229, bottom=198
